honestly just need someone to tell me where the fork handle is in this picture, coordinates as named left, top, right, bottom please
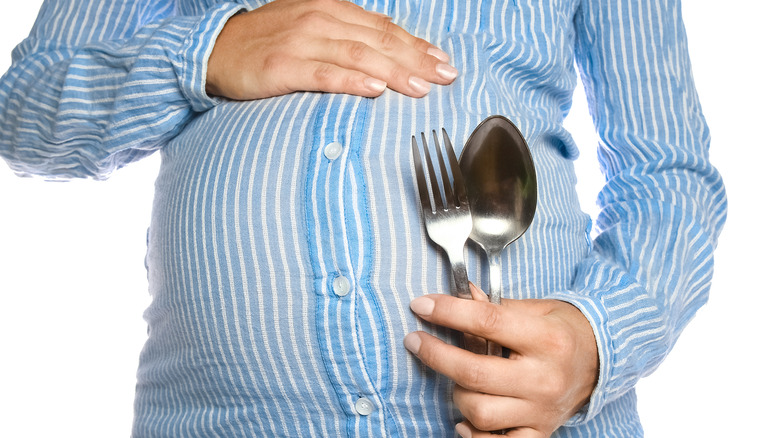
left=448, top=249, right=487, bottom=354
left=450, top=257, right=471, bottom=301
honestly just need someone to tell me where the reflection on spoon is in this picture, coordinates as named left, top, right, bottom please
left=471, top=217, right=513, bottom=238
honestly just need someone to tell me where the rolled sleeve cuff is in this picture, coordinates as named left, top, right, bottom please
left=178, top=2, right=246, bottom=112
left=547, top=260, right=671, bottom=427
left=546, top=290, right=612, bottom=426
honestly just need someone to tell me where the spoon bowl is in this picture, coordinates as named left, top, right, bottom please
left=459, top=115, right=537, bottom=354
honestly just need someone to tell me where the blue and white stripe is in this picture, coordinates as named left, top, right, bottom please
left=0, top=0, right=727, bottom=436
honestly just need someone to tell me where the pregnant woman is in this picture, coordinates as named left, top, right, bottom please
left=0, top=1, right=726, bottom=436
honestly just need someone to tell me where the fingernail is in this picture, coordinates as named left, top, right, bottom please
left=364, top=77, right=387, bottom=93
left=408, top=76, right=431, bottom=95
left=436, top=62, right=458, bottom=80
left=427, top=47, right=450, bottom=63
left=403, top=332, right=422, bottom=355
left=410, top=297, right=435, bottom=316
left=455, top=423, right=471, bottom=438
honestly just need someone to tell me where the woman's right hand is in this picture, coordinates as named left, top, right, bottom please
left=206, top=0, right=458, bottom=100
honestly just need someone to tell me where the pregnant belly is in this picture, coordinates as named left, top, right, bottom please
left=133, top=91, right=592, bottom=435
left=139, top=98, right=335, bottom=416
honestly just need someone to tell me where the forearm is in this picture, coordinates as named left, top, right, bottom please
left=0, top=1, right=243, bottom=179
left=560, top=0, right=728, bottom=423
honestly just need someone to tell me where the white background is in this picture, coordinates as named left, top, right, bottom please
left=1, top=1, right=777, bottom=436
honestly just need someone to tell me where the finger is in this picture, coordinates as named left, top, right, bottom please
left=462, top=332, right=487, bottom=356
left=298, top=17, right=457, bottom=89
left=404, top=330, right=536, bottom=396
left=465, top=284, right=490, bottom=355
left=453, top=386, right=549, bottom=434
left=293, top=3, right=456, bottom=85
left=456, top=421, right=547, bottom=438
left=470, top=282, right=489, bottom=302
left=409, top=294, right=550, bottom=351
left=265, top=58, right=388, bottom=98
left=328, top=0, right=447, bottom=60
left=334, top=22, right=458, bottom=85
left=301, top=38, right=441, bottom=97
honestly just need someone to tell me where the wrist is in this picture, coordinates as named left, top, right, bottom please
left=180, top=3, right=246, bottom=110
left=545, top=291, right=610, bottom=425
left=205, top=8, right=248, bottom=98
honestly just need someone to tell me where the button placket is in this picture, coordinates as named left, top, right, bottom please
left=325, top=140, right=349, bottom=299
left=308, top=99, right=385, bottom=430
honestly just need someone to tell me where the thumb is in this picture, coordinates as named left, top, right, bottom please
left=469, top=282, right=489, bottom=302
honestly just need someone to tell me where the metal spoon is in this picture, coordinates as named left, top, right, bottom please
left=459, top=115, right=537, bottom=356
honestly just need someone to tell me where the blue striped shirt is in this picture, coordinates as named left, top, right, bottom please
left=0, top=0, right=727, bottom=436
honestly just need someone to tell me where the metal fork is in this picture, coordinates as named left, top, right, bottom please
left=412, top=129, right=472, bottom=301
left=412, top=129, right=486, bottom=354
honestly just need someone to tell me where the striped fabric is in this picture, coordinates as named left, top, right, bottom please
left=0, top=0, right=727, bottom=437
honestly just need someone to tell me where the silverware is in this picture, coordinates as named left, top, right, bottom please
left=412, top=129, right=486, bottom=354
left=412, top=129, right=472, bottom=300
left=459, top=115, right=537, bottom=357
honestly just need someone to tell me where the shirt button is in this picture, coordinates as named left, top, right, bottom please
left=324, top=141, right=343, bottom=160
left=333, top=275, right=351, bottom=297
left=355, top=397, right=375, bottom=416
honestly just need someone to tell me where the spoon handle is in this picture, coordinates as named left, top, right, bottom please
left=487, top=253, right=505, bottom=357
left=487, top=253, right=503, bottom=305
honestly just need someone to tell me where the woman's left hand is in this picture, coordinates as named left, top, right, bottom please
left=403, top=284, right=599, bottom=437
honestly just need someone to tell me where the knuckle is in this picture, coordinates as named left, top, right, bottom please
left=476, top=305, right=502, bottom=335
left=413, top=36, right=432, bottom=53
left=460, top=361, right=489, bottom=389
left=544, top=328, right=576, bottom=357
left=417, top=52, right=438, bottom=71
left=345, top=41, right=370, bottom=63
left=312, top=63, right=336, bottom=85
left=378, top=30, right=398, bottom=52
left=261, top=52, right=289, bottom=74
left=468, top=404, right=498, bottom=431
left=299, top=10, right=329, bottom=27
left=386, top=65, right=408, bottom=83
left=342, top=75, right=358, bottom=93
left=375, top=16, right=393, bottom=33
left=419, top=339, right=449, bottom=370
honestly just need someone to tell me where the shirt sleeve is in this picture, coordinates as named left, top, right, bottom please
left=0, top=0, right=245, bottom=179
left=546, top=0, right=728, bottom=425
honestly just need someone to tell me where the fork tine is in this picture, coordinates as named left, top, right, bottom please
left=411, top=135, right=432, bottom=214
left=442, top=128, right=467, bottom=207
left=432, top=130, right=454, bottom=209
left=420, top=132, right=444, bottom=211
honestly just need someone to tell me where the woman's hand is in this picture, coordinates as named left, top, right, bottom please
left=206, top=0, right=458, bottom=100
left=404, top=284, right=599, bottom=437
